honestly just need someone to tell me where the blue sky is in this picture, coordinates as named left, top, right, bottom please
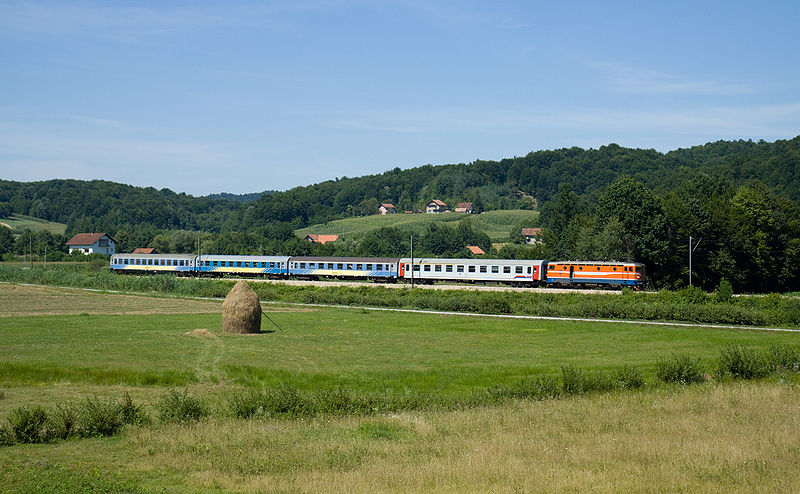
left=1, top=1, right=798, bottom=195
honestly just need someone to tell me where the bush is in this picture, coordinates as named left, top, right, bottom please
left=656, top=355, right=705, bottom=384
left=612, top=365, right=646, bottom=389
left=7, top=405, right=48, bottom=443
left=158, top=389, right=207, bottom=423
left=46, top=403, right=79, bottom=440
left=0, top=425, right=14, bottom=446
left=119, top=392, right=149, bottom=426
left=714, top=279, right=734, bottom=303
left=767, top=345, right=800, bottom=373
left=718, top=344, right=770, bottom=380
left=79, top=397, right=124, bottom=437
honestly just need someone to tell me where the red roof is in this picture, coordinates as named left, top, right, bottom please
left=522, top=228, right=542, bottom=236
left=132, top=247, right=155, bottom=254
left=66, top=233, right=111, bottom=246
left=429, top=199, right=447, bottom=207
left=467, top=245, right=485, bottom=255
left=305, top=234, right=339, bottom=244
left=381, top=203, right=395, bottom=209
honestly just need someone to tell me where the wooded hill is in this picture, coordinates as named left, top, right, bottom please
left=1, top=136, right=799, bottom=292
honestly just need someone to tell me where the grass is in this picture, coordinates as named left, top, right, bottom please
left=0, top=214, right=66, bottom=235
left=2, top=284, right=800, bottom=491
left=3, top=383, right=800, bottom=492
left=295, top=209, right=539, bottom=242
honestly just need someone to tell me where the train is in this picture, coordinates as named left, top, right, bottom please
left=110, top=253, right=646, bottom=289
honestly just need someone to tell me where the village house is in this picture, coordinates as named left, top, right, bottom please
left=66, top=233, right=116, bottom=255
left=455, top=202, right=473, bottom=214
left=522, top=228, right=543, bottom=245
left=379, top=203, right=397, bottom=215
left=426, top=199, right=447, bottom=214
left=304, top=234, right=339, bottom=244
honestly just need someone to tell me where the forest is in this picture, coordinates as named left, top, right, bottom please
left=1, top=136, right=798, bottom=292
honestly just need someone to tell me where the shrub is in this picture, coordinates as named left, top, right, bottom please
left=767, top=345, right=800, bottom=373
left=46, top=403, right=79, bottom=440
left=7, top=405, right=48, bottom=443
left=488, top=375, right=562, bottom=402
left=612, top=365, right=646, bottom=389
left=229, top=390, right=265, bottom=419
left=656, top=355, right=705, bottom=384
left=158, top=389, right=208, bottom=423
left=79, top=397, right=123, bottom=437
left=118, top=392, right=149, bottom=426
left=713, top=279, right=734, bottom=303
left=718, top=344, right=770, bottom=380
left=0, top=425, right=15, bottom=446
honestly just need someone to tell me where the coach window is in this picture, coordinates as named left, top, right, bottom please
left=180, top=260, right=185, bottom=266
left=480, top=266, right=487, bottom=273
left=424, top=265, right=431, bottom=272
left=579, top=266, right=583, bottom=270
left=413, top=264, right=420, bottom=271
left=515, top=266, right=523, bottom=274
left=148, top=259, right=153, bottom=265
left=336, top=263, right=343, bottom=270
left=355, top=264, right=361, bottom=270
left=468, top=265, right=476, bottom=273
left=529, top=267, right=533, bottom=274
left=597, top=266, right=601, bottom=271
left=491, top=266, right=499, bottom=274
left=161, top=259, right=165, bottom=266
left=503, top=266, right=511, bottom=274
left=446, top=265, right=453, bottom=272
left=435, top=265, right=442, bottom=272
left=457, top=265, right=464, bottom=273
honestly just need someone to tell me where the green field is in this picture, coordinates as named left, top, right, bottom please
left=2, top=284, right=800, bottom=492
left=296, top=209, right=539, bottom=242
left=0, top=214, right=67, bottom=235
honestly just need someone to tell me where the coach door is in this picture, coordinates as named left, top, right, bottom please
left=570, top=265, right=574, bottom=280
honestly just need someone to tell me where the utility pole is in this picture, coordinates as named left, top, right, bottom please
left=689, top=236, right=701, bottom=286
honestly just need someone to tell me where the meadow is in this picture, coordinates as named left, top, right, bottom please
left=2, top=283, right=800, bottom=491
left=0, top=214, right=66, bottom=235
left=295, top=209, right=539, bottom=242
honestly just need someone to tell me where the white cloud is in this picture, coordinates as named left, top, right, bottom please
left=588, top=61, right=755, bottom=95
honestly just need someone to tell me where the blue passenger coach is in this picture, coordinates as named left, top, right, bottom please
left=197, top=255, right=290, bottom=277
left=288, top=257, right=400, bottom=281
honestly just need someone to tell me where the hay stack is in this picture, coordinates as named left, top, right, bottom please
left=222, top=280, right=262, bottom=334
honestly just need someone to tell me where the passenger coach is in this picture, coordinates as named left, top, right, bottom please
left=399, top=258, right=546, bottom=285
left=288, top=257, right=400, bottom=281
left=110, top=253, right=197, bottom=275
left=197, top=255, right=290, bottom=277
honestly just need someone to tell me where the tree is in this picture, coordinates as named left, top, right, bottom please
left=597, top=177, right=671, bottom=278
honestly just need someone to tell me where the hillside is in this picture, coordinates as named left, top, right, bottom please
left=296, top=210, right=539, bottom=243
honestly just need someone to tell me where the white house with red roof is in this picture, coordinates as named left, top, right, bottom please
left=426, top=199, right=447, bottom=214
left=65, top=233, right=116, bottom=255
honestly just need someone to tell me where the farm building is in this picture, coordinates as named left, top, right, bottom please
left=379, top=203, right=397, bottom=215
left=66, top=233, right=116, bottom=255
left=522, top=228, right=543, bottom=245
left=455, top=202, right=473, bottom=214
left=305, top=234, right=339, bottom=245
left=426, top=199, right=447, bottom=214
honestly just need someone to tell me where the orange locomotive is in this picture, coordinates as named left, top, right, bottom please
left=546, top=261, right=645, bottom=288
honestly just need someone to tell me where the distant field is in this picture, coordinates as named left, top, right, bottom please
left=2, top=284, right=800, bottom=492
left=0, top=214, right=66, bottom=235
left=295, top=209, right=539, bottom=242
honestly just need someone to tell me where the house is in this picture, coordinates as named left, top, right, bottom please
left=426, top=199, right=447, bottom=214
left=455, top=202, right=473, bottom=214
left=66, top=233, right=116, bottom=255
left=522, top=228, right=543, bottom=245
left=305, top=234, right=339, bottom=244
left=132, top=247, right=155, bottom=254
left=466, top=245, right=485, bottom=255
left=379, top=203, right=397, bottom=215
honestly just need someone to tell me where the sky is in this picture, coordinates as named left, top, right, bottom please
left=1, top=0, right=799, bottom=196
